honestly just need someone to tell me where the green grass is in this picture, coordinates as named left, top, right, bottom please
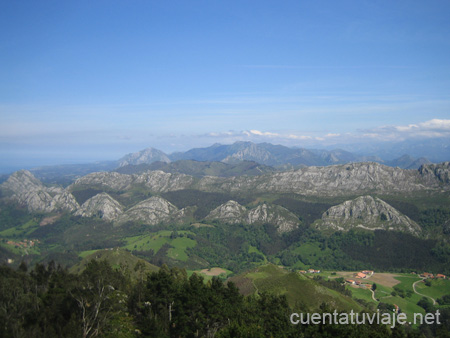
left=290, top=242, right=332, bottom=269
left=394, top=276, right=422, bottom=291
left=0, top=218, right=39, bottom=238
left=381, top=294, right=425, bottom=324
left=248, top=245, right=267, bottom=263
left=122, top=230, right=197, bottom=262
left=239, top=264, right=362, bottom=312
left=167, top=237, right=196, bottom=261
left=347, top=286, right=376, bottom=304
left=79, top=249, right=100, bottom=258
left=187, top=268, right=233, bottom=283
left=70, top=248, right=159, bottom=277
left=415, top=278, right=450, bottom=300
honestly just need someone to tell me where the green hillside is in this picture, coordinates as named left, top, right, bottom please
left=70, top=248, right=159, bottom=279
left=229, top=264, right=362, bottom=312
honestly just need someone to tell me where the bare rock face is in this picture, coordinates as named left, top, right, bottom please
left=222, top=144, right=272, bottom=164
left=246, top=204, right=299, bottom=233
left=132, top=171, right=195, bottom=193
left=213, top=162, right=431, bottom=196
left=315, top=195, right=421, bottom=235
left=205, top=201, right=299, bottom=233
left=75, top=193, right=123, bottom=221
left=49, top=191, right=80, bottom=212
left=69, top=172, right=133, bottom=191
left=419, top=162, right=450, bottom=185
left=1, top=170, right=45, bottom=195
left=1, top=170, right=79, bottom=213
left=204, top=200, right=247, bottom=224
left=116, top=196, right=184, bottom=226
left=69, top=170, right=194, bottom=194
left=118, top=147, right=171, bottom=167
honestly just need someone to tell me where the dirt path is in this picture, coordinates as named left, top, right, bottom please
left=370, top=288, right=377, bottom=302
left=413, top=279, right=436, bottom=305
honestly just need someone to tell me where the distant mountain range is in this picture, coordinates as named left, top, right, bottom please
left=17, top=141, right=441, bottom=185
left=118, top=141, right=433, bottom=169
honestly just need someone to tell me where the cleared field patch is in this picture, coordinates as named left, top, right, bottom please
left=167, top=237, right=196, bottom=261
left=79, top=249, right=100, bottom=258
left=188, top=267, right=233, bottom=283
left=290, top=242, right=333, bottom=269
left=190, top=222, right=214, bottom=228
left=200, top=267, right=228, bottom=276
left=123, top=230, right=197, bottom=262
left=369, top=273, right=402, bottom=287
left=0, top=218, right=39, bottom=238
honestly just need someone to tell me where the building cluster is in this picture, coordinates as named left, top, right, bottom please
left=420, top=272, right=446, bottom=279
left=345, top=270, right=374, bottom=288
left=299, top=269, right=321, bottom=274
left=6, top=239, right=40, bottom=249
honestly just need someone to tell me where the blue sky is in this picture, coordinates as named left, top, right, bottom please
left=1, top=0, right=450, bottom=171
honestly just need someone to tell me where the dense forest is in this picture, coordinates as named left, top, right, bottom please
left=2, top=260, right=449, bottom=338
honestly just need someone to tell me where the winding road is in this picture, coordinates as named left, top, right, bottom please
left=413, top=278, right=436, bottom=305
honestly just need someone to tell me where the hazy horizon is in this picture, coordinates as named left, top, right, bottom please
left=1, top=1, right=450, bottom=171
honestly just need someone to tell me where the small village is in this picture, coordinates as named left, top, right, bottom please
left=6, top=238, right=40, bottom=249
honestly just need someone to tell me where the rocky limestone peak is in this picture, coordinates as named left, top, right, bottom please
left=315, top=195, right=421, bottom=235
left=204, top=200, right=247, bottom=224
left=118, top=147, right=171, bottom=167
left=1, top=170, right=44, bottom=195
left=132, top=170, right=195, bottom=193
left=214, top=161, right=432, bottom=196
left=75, top=192, right=123, bottom=221
left=1, top=170, right=79, bottom=213
left=246, top=203, right=299, bottom=233
left=69, top=171, right=133, bottom=191
left=49, top=191, right=80, bottom=213
left=205, top=201, right=299, bottom=233
left=419, top=162, right=450, bottom=184
left=116, top=196, right=180, bottom=225
left=222, top=143, right=272, bottom=164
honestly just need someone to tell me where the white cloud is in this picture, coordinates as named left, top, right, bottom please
left=368, top=119, right=450, bottom=140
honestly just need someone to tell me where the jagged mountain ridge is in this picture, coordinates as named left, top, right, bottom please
left=22, top=142, right=438, bottom=185
left=314, top=196, right=421, bottom=235
left=125, top=142, right=434, bottom=168
left=204, top=200, right=300, bottom=233
left=164, top=141, right=363, bottom=167
left=1, top=162, right=450, bottom=234
left=114, top=160, right=275, bottom=177
left=67, top=162, right=450, bottom=197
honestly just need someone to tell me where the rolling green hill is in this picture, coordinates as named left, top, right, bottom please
left=70, top=248, right=159, bottom=279
left=228, top=264, right=362, bottom=312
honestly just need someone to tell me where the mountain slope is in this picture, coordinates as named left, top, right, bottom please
left=74, top=192, right=124, bottom=221
left=205, top=200, right=300, bottom=233
left=166, top=141, right=380, bottom=166
left=314, top=195, right=421, bottom=235
left=114, top=160, right=275, bottom=177
left=228, top=264, right=361, bottom=311
left=1, top=170, right=79, bottom=213
left=118, top=147, right=171, bottom=167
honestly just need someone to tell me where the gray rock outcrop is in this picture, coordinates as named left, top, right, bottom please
left=314, top=195, right=421, bottom=235
left=75, top=193, right=123, bottom=221
left=115, top=196, right=189, bottom=226
left=204, top=200, right=247, bottom=224
left=1, top=170, right=79, bottom=213
left=205, top=200, right=299, bottom=233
